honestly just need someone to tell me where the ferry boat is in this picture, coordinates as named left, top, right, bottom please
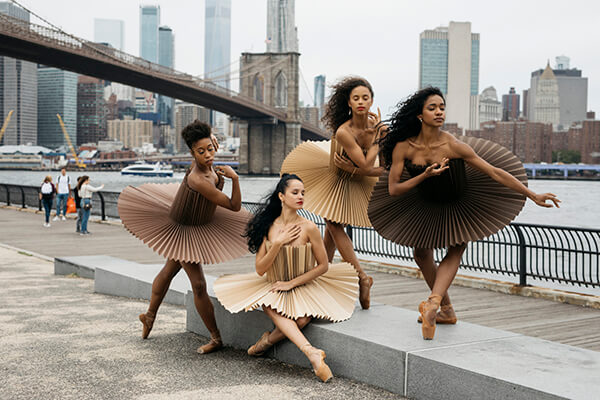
left=120, top=162, right=173, bottom=177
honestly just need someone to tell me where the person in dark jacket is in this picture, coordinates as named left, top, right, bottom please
left=39, top=175, right=55, bottom=227
left=73, top=176, right=83, bottom=233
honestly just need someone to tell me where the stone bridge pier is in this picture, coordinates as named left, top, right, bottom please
left=237, top=52, right=301, bottom=175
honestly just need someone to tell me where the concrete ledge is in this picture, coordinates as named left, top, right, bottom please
left=54, top=255, right=135, bottom=279
left=49, top=255, right=600, bottom=399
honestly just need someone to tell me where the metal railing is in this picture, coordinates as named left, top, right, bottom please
left=2, top=185, right=598, bottom=288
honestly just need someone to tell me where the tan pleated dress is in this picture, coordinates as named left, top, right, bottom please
left=213, top=242, right=359, bottom=322
left=117, top=169, right=251, bottom=264
left=368, top=136, right=527, bottom=249
left=280, top=138, right=378, bottom=227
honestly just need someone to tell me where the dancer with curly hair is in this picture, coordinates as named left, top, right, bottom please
left=118, top=120, right=251, bottom=353
left=281, top=76, right=386, bottom=309
left=369, top=87, right=560, bottom=340
left=213, top=174, right=359, bottom=382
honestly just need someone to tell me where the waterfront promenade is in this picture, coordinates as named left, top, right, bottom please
left=1, top=206, right=599, bottom=352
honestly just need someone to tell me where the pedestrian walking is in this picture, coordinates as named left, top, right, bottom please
left=74, top=176, right=83, bottom=233
left=76, top=176, right=104, bottom=235
left=53, top=168, right=71, bottom=221
left=39, top=175, right=55, bottom=227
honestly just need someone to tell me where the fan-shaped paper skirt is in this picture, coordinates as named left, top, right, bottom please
left=118, top=183, right=250, bottom=264
left=281, top=140, right=378, bottom=227
left=367, top=137, right=528, bottom=249
left=213, top=262, right=359, bottom=322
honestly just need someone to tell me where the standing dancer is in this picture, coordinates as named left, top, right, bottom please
left=118, top=121, right=250, bottom=353
left=281, top=76, right=385, bottom=309
left=369, top=87, right=560, bottom=340
left=213, top=174, right=359, bottom=382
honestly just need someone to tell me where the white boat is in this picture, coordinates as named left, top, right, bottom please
left=121, top=162, right=173, bottom=177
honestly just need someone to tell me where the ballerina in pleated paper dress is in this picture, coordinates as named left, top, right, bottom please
left=214, top=174, right=359, bottom=382
left=369, top=87, right=560, bottom=340
left=117, top=120, right=251, bottom=353
left=280, top=77, right=387, bottom=310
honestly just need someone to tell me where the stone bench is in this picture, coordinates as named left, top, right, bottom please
left=54, top=255, right=600, bottom=399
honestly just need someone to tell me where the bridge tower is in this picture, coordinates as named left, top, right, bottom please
left=237, top=52, right=301, bottom=174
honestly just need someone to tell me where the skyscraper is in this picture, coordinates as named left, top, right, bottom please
left=314, top=75, right=326, bottom=120
left=419, top=22, right=480, bottom=131
left=204, top=0, right=231, bottom=89
left=532, top=63, right=560, bottom=129
left=139, top=5, right=160, bottom=63
left=502, top=87, right=520, bottom=121
left=94, top=18, right=125, bottom=51
left=0, top=2, right=37, bottom=145
left=266, top=0, right=298, bottom=53
left=37, top=66, right=78, bottom=148
left=478, top=86, right=502, bottom=125
left=527, top=57, right=588, bottom=130
left=77, top=76, right=106, bottom=145
left=158, top=26, right=175, bottom=127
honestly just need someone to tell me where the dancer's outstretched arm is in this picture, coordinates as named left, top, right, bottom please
left=452, top=140, right=560, bottom=208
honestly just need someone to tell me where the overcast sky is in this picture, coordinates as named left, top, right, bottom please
left=18, top=0, right=599, bottom=120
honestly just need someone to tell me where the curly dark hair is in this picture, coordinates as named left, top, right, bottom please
left=244, top=173, right=303, bottom=253
left=380, top=87, right=445, bottom=168
left=322, top=76, right=373, bottom=133
left=181, top=120, right=212, bottom=149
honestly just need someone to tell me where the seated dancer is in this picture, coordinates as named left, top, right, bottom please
left=214, top=174, right=359, bottom=382
left=118, top=120, right=251, bottom=353
left=369, top=87, right=560, bottom=340
left=281, top=76, right=386, bottom=309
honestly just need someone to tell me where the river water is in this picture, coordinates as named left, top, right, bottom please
left=1, top=169, right=598, bottom=229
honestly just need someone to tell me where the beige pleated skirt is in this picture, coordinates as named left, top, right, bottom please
left=118, top=182, right=251, bottom=265
left=367, top=136, right=528, bottom=249
left=280, top=140, right=378, bottom=227
left=214, top=262, right=359, bottom=322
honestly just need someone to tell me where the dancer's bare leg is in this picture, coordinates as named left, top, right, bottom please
left=267, top=316, right=311, bottom=344
left=180, top=261, right=222, bottom=354
left=323, top=226, right=336, bottom=263
left=139, top=259, right=181, bottom=339
left=325, top=219, right=373, bottom=309
left=431, top=244, right=467, bottom=298
left=413, top=248, right=450, bottom=306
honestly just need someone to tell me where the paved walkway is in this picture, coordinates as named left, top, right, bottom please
left=0, top=246, right=403, bottom=399
left=2, top=207, right=600, bottom=352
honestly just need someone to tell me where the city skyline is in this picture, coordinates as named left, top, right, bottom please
left=9, top=0, right=600, bottom=121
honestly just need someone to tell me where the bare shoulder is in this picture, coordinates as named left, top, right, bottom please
left=300, top=217, right=319, bottom=234
left=445, top=133, right=474, bottom=156
left=335, top=122, right=351, bottom=139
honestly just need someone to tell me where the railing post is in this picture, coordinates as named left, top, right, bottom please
left=5, top=184, right=10, bottom=206
left=19, top=186, right=26, bottom=208
left=97, top=192, right=106, bottom=221
left=514, top=225, right=528, bottom=286
left=346, top=225, right=353, bottom=241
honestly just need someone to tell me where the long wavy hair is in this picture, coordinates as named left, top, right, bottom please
left=245, top=173, right=303, bottom=253
left=380, top=87, right=445, bottom=169
left=322, top=76, right=374, bottom=134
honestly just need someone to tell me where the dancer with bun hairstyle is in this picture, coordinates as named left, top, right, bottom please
left=118, top=120, right=251, bottom=353
left=369, top=87, right=560, bottom=340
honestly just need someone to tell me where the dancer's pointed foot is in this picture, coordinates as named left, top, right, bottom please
left=417, top=303, right=457, bottom=324
left=139, top=312, right=155, bottom=339
left=418, top=294, right=442, bottom=340
left=301, top=343, right=333, bottom=382
left=197, top=331, right=223, bottom=354
left=248, top=331, right=273, bottom=356
left=358, top=274, right=374, bottom=310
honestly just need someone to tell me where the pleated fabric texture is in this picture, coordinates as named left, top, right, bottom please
left=214, top=242, right=359, bottom=322
left=117, top=172, right=251, bottom=265
left=280, top=138, right=378, bottom=227
left=367, top=136, right=528, bottom=249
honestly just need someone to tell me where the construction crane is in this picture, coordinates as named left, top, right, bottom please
left=0, top=110, right=14, bottom=144
left=56, top=114, right=86, bottom=169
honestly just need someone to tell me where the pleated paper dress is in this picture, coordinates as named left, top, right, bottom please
left=367, top=136, right=527, bottom=249
left=117, top=169, right=251, bottom=264
left=213, top=242, right=359, bottom=322
left=280, top=138, right=378, bottom=227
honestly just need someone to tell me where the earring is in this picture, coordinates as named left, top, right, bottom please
left=418, top=117, right=423, bottom=122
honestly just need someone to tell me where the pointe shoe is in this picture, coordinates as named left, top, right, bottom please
left=248, top=331, right=273, bottom=356
left=197, top=332, right=223, bottom=354
left=417, top=304, right=457, bottom=325
left=358, top=274, right=374, bottom=310
left=301, top=344, right=333, bottom=383
left=139, top=312, right=155, bottom=339
left=418, top=295, right=442, bottom=340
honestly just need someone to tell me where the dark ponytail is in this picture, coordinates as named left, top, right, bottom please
left=245, top=173, right=303, bottom=253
